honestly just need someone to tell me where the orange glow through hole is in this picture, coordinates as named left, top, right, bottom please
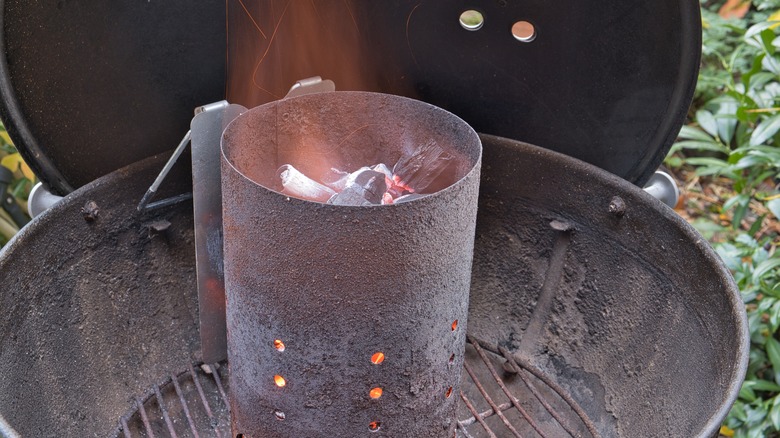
left=274, top=375, right=286, bottom=387
left=371, top=352, right=385, bottom=365
left=369, top=421, right=381, bottom=431
left=446, top=387, right=453, bottom=398
left=274, top=340, right=286, bottom=352
left=370, top=387, right=383, bottom=399
left=451, top=320, right=459, bottom=331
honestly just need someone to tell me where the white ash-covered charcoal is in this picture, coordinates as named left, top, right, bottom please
left=277, top=164, right=336, bottom=202
left=321, top=168, right=350, bottom=192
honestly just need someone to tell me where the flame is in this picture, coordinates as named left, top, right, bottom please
left=274, top=375, right=286, bottom=387
left=451, top=320, right=458, bottom=331
left=369, top=387, right=383, bottom=399
left=369, top=421, right=381, bottom=431
left=227, top=1, right=389, bottom=108
left=274, top=339, right=286, bottom=351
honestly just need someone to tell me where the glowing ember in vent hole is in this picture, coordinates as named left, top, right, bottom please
left=274, top=410, right=286, bottom=420
left=451, top=320, right=459, bottom=331
left=369, top=421, right=381, bottom=432
left=370, top=387, right=383, bottom=399
left=274, top=340, right=285, bottom=352
left=274, top=375, right=286, bottom=387
left=371, top=352, right=385, bottom=364
left=446, top=387, right=453, bottom=398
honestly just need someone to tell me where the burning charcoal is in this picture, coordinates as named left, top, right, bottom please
left=371, top=163, right=394, bottom=181
left=393, top=139, right=453, bottom=193
left=328, top=168, right=388, bottom=206
left=348, top=169, right=387, bottom=204
left=278, top=165, right=336, bottom=202
left=394, top=193, right=424, bottom=204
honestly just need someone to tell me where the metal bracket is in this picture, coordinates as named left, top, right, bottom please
left=191, top=100, right=246, bottom=363
left=136, top=130, right=193, bottom=212
left=643, top=170, right=679, bottom=209
left=136, top=77, right=336, bottom=362
left=285, top=76, right=335, bottom=98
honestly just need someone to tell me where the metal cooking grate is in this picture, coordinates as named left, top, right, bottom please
left=114, top=337, right=599, bottom=438
left=113, top=364, right=231, bottom=438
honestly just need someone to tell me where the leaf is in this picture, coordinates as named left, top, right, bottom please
left=748, top=20, right=779, bottom=39
left=754, top=258, right=780, bottom=284
left=772, top=396, right=780, bottom=430
left=766, top=337, right=780, bottom=384
left=750, top=114, right=780, bottom=145
left=0, top=130, right=11, bottom=146
left=717, top=110, right=739, bottom=144
left=745, top=379, right=780, bottom=392
left=741, top=383, right=758, bottom=402
left=0, top=153, right=34, bottom=180
left=762, top=29, right=777, bottom=55
left=768, top=198, right=780, bottom=220
left=770, top=300, right=780, bottom=333
left=734, top=199, right=751, bottom=229
left=673, top=140, right=729, bottom=153
left=677, top=125, right=717, bottom=142
left=724, top=194, right=751, bottom=211
left=685, top=157, right=730, bottom=167
left=697, top=110, right=719, bottom=138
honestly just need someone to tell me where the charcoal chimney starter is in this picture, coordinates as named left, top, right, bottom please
left=220, top=91, right=482, bottom=437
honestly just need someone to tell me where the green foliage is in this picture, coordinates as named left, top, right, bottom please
left=719, top=233, right=780, bottom=437
left=670, top=2, right=780, bottom=436
left=0, top=122, right=33, bottom=248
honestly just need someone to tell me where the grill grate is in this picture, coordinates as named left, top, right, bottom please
left=114, top=337, right=600, bottom=438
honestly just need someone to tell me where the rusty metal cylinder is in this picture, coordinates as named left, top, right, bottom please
left=221, top=91, right=481, bottom=437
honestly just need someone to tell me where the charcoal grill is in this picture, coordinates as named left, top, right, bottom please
left=0, top=1, right=748, bottom=437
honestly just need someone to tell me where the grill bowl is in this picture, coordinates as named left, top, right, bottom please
left=0, top=137, right=747, bottom=437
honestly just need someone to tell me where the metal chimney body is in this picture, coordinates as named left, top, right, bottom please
left=220, top=92, right=482, bottom=437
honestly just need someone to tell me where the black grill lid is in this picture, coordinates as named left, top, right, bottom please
left=0, top=0, right=699, bottom=194
left=0, top=0, right=226, bottom=195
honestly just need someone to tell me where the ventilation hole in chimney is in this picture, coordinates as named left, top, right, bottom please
left=446, top=387, right=453, bottom=398
left=459, top=10, right=484, bottom=31
left=274, top=410, right=286, bottom=421
left=236, top=435, right=244, bottom=438
left=369, top=421, right=381, bottom=432
left=512, top=20, right=536, bottom=42
left=371, top=352, right=385, bottom=365
left=274, top=339, right=286, bottom=352
left=449, top=353, right=455, bottom=365
left=274, top=375, right=286, bottom=387
left=370, top=387, right=383, bottom=399
left=451, top=320, right=459, bottom=331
